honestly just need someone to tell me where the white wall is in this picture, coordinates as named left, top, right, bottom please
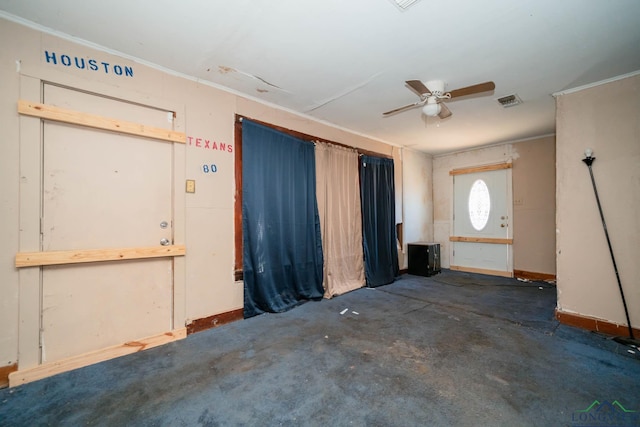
left=556, top=74, right=639, bottom=328
left=512, top=136, right=556, bottom=276
left=401, top=149, right=434, bottom=269
left=0, top=19, right=23, bottom=372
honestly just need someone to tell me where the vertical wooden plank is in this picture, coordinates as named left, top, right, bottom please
left=234, top=116, right=243, bottom=281
left=17, top=75, right=43, bottom=369
left=172, top=106, right=187, bottom=330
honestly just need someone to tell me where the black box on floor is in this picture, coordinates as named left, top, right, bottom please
left=407, top=242, right=441, bottom=277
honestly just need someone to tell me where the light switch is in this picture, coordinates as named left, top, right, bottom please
left=186, top=179, right=196, bottom=193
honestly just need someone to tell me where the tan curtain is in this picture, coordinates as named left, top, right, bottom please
left=315, top=142, right=365, bottom=298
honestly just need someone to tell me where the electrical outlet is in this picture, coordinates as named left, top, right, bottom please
left=186, top=179, right=196, bottom=193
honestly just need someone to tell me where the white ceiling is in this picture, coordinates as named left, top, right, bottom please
left=2, top=0, right=640, bottom=154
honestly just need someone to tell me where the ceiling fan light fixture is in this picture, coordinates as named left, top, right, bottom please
left=422, top=101, right=441, bottom=117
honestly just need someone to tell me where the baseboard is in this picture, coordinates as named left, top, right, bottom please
left=398, top=268, right=408, bottom=275
left=0, top=363, right=18, bottom=389
left=9, top=328, right=186, bottom=387
left=514, top=269, right=556, bottom=282
left=450, top=265, right=513, bottom=278
left=186, top=308, right=244, bottom=335
left=556, top=310, right=640, bottom=338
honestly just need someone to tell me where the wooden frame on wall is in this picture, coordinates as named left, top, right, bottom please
left=15, top=99, right=188, bottom=269
left=12, top=80, right=188, bottom=387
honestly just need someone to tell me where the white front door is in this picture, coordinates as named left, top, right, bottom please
left=451, top=167, right=512, bottom=276
left=40, top=84, right=175, bottom=362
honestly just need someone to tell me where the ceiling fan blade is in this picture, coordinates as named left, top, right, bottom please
left=382, top=100, right=425, bottom=116
left=448, top=81, right=495, bottom=99
left=406, top=80, right=430, bottom=95
left=438, top=102, right=452, bottom=119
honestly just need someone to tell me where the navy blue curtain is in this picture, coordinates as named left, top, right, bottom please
left=242, top=120, right=324, bottom=318
left=360, top=155, right=399, bottom=287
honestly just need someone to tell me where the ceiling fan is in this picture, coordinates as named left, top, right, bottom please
left=383, top=79, right=496, bottom=119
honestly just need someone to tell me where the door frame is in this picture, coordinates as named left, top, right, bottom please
left=449, top=162, right=514, bottom=277
left=14, top=73, right=187, bottom=381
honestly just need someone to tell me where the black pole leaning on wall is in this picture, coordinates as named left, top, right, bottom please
left=582, top=153, right=635, bottom=342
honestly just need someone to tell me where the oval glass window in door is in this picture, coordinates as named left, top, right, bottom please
left=468, top=179, right=491, bottom=230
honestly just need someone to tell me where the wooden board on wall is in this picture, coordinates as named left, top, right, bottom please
left=18, top=100, right=186, bottom=144
left=9, top=329, right=186, bottom=387
left=450, top=236, right=513, bottom=245
left=449, top=162, right=512, bottom=176
left=16, top=245, right=186, bottom=268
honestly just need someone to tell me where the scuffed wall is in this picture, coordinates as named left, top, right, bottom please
left=556, top=74, right=639, bottom=328
left=0, top=18, right=401, bottom=371
left=0, top=19, right=22, bottom=373
left=512, top=136, right=556, bottom=276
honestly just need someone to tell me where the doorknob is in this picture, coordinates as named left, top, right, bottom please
left=160, top=238, right=170, bottom=246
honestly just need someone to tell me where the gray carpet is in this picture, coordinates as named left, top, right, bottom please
left=1, top=270, right=639, bottom=426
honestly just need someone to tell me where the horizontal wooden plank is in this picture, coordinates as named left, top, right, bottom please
left=450, top=236, right=513, bottom=245
left=15, top=245, right=186, bottom=268
left=514, top=269, right=556, bottom=282
left=18, top=100, right=186, bottom=144
left=450, top=265, right=513, bottom=278
left=555, top=310, right=640, bottom=338
left=449, top=162, right=512, bottom=176
left=186, top=308, right=244, bottom=335
left=9, top=328, right=187, bottom=387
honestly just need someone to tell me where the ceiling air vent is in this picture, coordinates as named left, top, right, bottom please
left=496, top=94, right=523, bottom=108
left=389, top=0, right=421, bottom=11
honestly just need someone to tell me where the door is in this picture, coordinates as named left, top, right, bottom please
left=451, top=167, right=512, bottom=276
left=40, top=84, right=175, bottom=362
